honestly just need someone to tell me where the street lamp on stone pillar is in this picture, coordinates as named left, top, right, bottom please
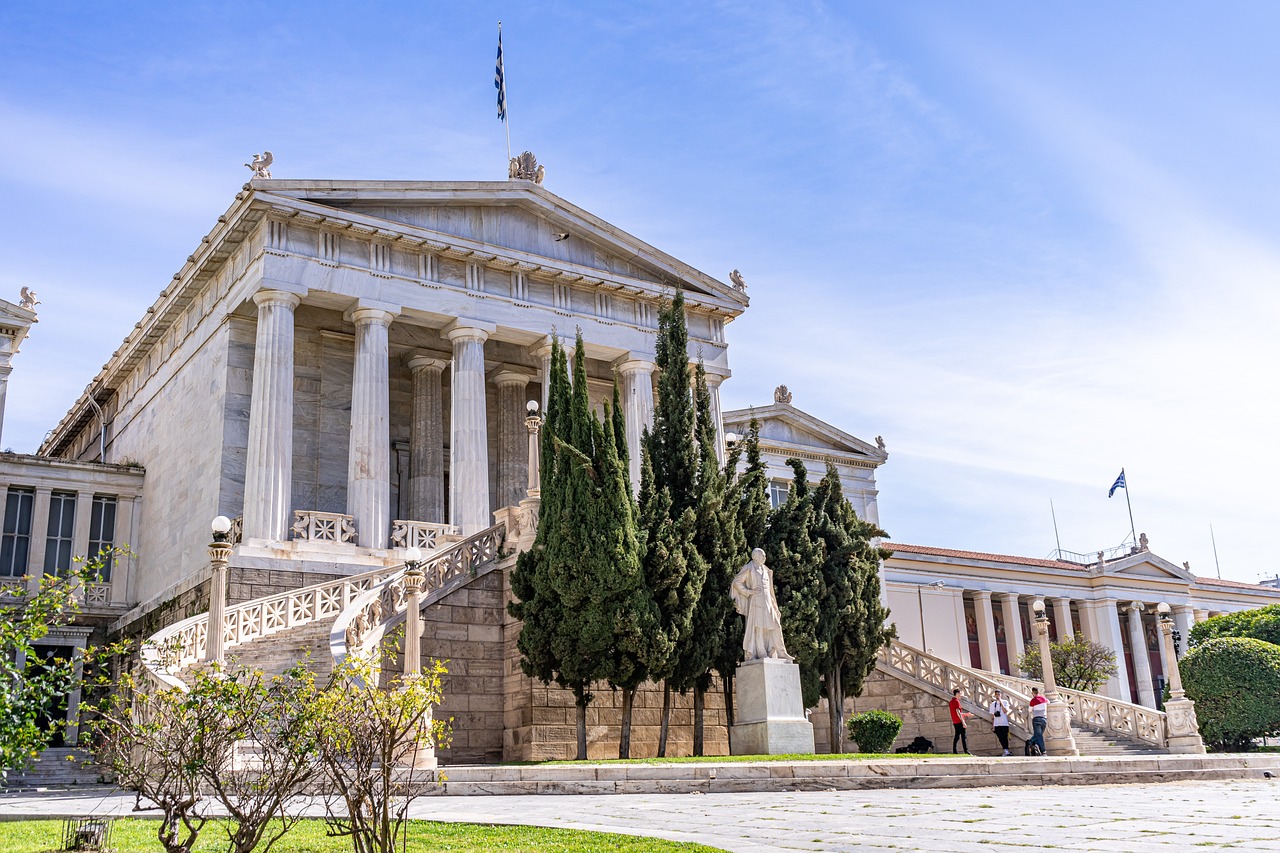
left=1155, top=601, right=1208, bottom=753
left=205, top=515, right=233, bottom=665
left=725, top=432, right=740, bottom=454
left=1032, top=598, right=1079, bottom=756
left=402, top=546, right=424, bottom=679
left=525, top=400, right=542, bottom=498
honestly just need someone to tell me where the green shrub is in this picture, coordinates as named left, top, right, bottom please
left=1180, top=637, right=1280, bottom=751
left=846, top=710, right=902, bottom=753
left=1189, top=604, right=1280, bottom=649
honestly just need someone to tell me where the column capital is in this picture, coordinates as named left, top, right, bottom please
left=252, top=288, right=302, bottom=310
left=406, top=351, right=449, bottom=373
left=345, top=302, right=399, bottom=327
left=491, top=368, right=534, bottom=388
left=444, top=318, right=496, bottom=344
left=614, top=354, right=657, bottom=375
left=1127, top=601, right=1147, bottom=613
left=530, top=334, right=557, bottom=359
left=996, top=591, right=1020, bottom=602
left=972, top=589, right=993, bottom=601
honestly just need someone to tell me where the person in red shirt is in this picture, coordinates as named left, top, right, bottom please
left=1027, top=686, right=1049, bottom=755
left=948, top=688, right=971, bottom=754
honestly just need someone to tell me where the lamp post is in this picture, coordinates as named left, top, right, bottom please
left=1155, top=602, right=1207, bottom=753
left=205, top=515, right=233, bottom=665
left=402, top=546, right=423, bottom=679
left=1032, top=598, right=1078, bottom=756
left=525, top=400, right=541, bottom=497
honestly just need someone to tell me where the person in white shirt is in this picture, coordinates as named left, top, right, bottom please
left=989, top=691, right=1012, bottom=756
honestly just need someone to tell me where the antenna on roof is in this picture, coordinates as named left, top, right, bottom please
left=1050, top=499, right=1063, bottom=558
left=1210, top=523, right=1222, bottom=579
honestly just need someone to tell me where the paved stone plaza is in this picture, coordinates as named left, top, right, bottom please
left=4, top=780, right=1278, bottom=851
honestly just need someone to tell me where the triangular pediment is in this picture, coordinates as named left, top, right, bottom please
left=1104, top=551, right=1194, bottom=582
left=257, top=181, right=748, bottom=311
left=724, top=402, right=887, bottom=466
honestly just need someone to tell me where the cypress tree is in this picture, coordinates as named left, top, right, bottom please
left=638, top=290, right=706, bottom=756
left=811, top=464, right=895, bottom=752
left=509, top=332, right=649, bottom=760
left=764, top=458, right=828, bottom=709
left=675, top=361, right=747, bottom=754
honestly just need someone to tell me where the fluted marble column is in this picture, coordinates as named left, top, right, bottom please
left=1127, top=602, right=1157, bottom=707
left=446, top=320, right=494, bottom=535
left=615, top=357, right=655, bottom=492
left=973, top=591, right=999, bottom=672
left=407, top=354, right=446, bottom=523
left=243, top=289, right=301, bottom=542
left=1172, top=605, right=1195, bottom=657
left=494, top=371, right=530, bottom=510
left=1052, top=598, right=1074, bottom=640
left=346, top=305, right=397, bottom=549
left=533, top=338, right=554, bottom=415
left=1094, top=600, right=1133, bottom=702
left=998, top=592, right=1024, bottom=672
left=705, top=372, right=727, bottom=464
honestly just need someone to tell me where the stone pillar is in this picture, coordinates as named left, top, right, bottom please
left=243, top=289, right=301, bottom=542
left=403, top=559, right=424, bottom=678
left=526, top=410, right=542, bottom=496
left=705, top=372, right=727, bottom=465
left=1173, top=605, right=1195, bottom=657
left=205, top=520, right=233, bottom=665
left=493, top=371, right=531, bottom=510
left=998, top=592, right=1024, bottom=672
left=407, top=354, right=446, bottom=524
left=1098, top=600, right=1133, bottom=702
left=445, top=320, right=495, bottom=535
left=1193, top=609, right=1210, bottom=624
left=533, top=338, right=554, bottom=415
left=972, top=591, right=999, bottom=672
left=0, top=361, right=10, bottom=445
left=1033, top=601, right=1079, bottom=756
left=1127, top=602, right=1157, bottom=707
left=1052, top=597, right=1074, bottom=640
left=1156, top=605, right=1207, bottom=753
left=346, top=305, right=397, bottom=549
left=615, top=357, right=655, bottom=492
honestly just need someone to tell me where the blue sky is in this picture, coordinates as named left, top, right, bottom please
left=1, top=2, right=1276, bottom=582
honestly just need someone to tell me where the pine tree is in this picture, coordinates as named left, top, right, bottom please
left=638, top=290, right=706, bottom=756
left=674, top=361, right=747, bottom=754
left=764, top=458, right=828, bottom=709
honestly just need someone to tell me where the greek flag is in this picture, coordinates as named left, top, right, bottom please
left=495, top=29, right=507, bottom=122
left=1108, top=470, right=1126, bottom=498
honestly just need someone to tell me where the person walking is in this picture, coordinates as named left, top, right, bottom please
left=1028, top=686, right=1049, bottom=755
left=990, top=690, right=1012, bottom=756
left=948, top=688, right=971, bottom=754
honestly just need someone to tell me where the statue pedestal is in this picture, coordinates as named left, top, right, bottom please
left=1044, top=698, right=1079, bottom=756
left=1163, top=697, right=1208, bottom=754
left=729, top=658, right=815, bottom=756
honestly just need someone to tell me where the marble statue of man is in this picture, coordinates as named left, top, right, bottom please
left=731, top=548, right=792, bottom=661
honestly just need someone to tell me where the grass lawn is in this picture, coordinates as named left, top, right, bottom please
left=0, top=819, right=723, bottom=853
left=532, top=752, right=958, bottom=765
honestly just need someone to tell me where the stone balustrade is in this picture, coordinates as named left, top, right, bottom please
left=390, top=519, right=460, bottom=551
left=881, top=640, right=1034, bottom=738
left=83, top=582, right=111, bottom=606
left=330, top=522, right=506, bottom=674
left=291, top=510, right=358, bottom=544
left=985, top=671, right=1167, bottom=748
left=139, top=564, right=401, bottom=690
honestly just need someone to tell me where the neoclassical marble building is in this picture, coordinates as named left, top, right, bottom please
left=6, top=165, right=1278, bottom=767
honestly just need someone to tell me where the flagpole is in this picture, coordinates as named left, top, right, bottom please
left=1050, top=499, right=1063, bottom=558
left=1210, top=523, right=1222, bottom=579
left=1121, top=468, right=1137, bottom=547
left=498, top=21, right=511, bottom=163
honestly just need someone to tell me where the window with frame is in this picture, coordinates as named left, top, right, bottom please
left=0, top=488, right=34, bottom=578
left=87, top=495, right=118, bottom=582
left=769, top=481, right=790, bottom=509
left=43, top=492, right=76, bottom=577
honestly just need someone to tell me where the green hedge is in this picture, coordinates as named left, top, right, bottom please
left=1189, top=604, right=1280, bottom=649
left=1180, top=637, right=1280, bottom=751
left=846, top=710, right=902, bottom=753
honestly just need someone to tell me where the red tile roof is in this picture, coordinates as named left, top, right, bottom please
left=882, top=542, right=1084, bottom=572
left=1193, top=575, right=1280, bottom=594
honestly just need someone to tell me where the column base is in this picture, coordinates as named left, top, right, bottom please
left=1163, top=698, right=1207, bottom=753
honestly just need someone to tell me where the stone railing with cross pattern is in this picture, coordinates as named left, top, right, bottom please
left=139, top=563, right=403, bottom=690
left=984, top=670, right=1167, bottom=748
left=329, top=522, right=506, bottom=674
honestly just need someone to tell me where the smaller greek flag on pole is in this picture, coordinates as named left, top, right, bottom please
left=1108, top=470, right=1126, bottom=498
left=495, top=28, right=507, bottom=122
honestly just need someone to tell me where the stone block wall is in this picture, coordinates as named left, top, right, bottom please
left=811, top=667, right=1026, bottom=757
